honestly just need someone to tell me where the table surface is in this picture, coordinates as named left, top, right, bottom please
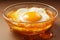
left=0, top=1, right=60, bottom=40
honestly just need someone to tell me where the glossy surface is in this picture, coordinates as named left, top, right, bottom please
left=6, top=8, right=54, bottom=35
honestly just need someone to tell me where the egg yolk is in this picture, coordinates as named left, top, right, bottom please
left=24, top=12, right=41, bottom=22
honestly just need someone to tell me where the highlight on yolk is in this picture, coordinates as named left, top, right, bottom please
left=24, top=12, right=42, bottom=22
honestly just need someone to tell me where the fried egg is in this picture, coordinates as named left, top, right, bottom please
left=8, top=7, right=50, bottom=22
left=16, top=7, right=50, bottom=22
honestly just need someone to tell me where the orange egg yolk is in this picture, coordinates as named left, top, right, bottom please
left=24, top=12, right=41, bottom=22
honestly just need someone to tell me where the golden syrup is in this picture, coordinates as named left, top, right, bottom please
left=6, top=9, right=55, bottom=35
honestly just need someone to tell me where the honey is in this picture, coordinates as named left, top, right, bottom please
left=6, top=8, right=55, bottom=35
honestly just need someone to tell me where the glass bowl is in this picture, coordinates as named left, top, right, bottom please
left=3, top=2, right=58, bottom=38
